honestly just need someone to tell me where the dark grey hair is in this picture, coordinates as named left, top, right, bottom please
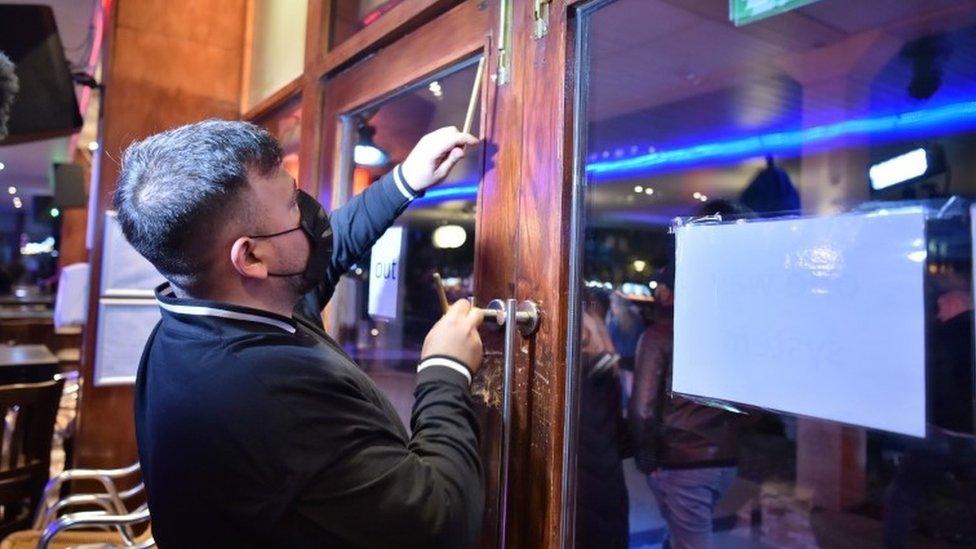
left=113, top=119, right=282, bottom=290
left=0, top=51, right=19, bottom=140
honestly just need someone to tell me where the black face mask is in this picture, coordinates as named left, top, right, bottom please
left=249, top=190, right=333, bottom=291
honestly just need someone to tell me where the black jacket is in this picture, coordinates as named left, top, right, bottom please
left=929, top=310, right=975, bottom=434
left=629, top=319, right=742, bottom=472
left=135, top=168, right=483, bottom=548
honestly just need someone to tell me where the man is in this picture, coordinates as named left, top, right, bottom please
left=114, top=120, right=483, bottom=547
left=575, top=287, right=629, bottom=548
left=884, top=267, right=976, bottom=548
left=629, top=264, right=744, bottom=549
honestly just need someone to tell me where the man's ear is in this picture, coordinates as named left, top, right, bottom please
left=230, top=237, right=269, bottom=280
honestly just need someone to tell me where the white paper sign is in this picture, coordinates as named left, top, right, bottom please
left=101, top=211, right=166, bottom=297
left=94, top=299, right=161, bottom=386
left=368, top=227, right=405, bottom=319
left=673, top=208, right=927, bottom=437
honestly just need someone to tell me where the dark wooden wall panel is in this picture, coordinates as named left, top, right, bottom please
left=57, top=156, right=91, bottom=269
left=75, top=0, right=247, bottom=470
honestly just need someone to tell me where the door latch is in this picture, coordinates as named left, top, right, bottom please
left=533, top=0, right=552, bottom=39
left=483, top=298, right=540, bottom=548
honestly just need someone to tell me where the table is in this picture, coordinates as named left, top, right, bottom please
left=0, top=295, right=54, bottom=307
left=0, top=344, right=60, bottom=383
left=0, top=310, right=54, bottom=321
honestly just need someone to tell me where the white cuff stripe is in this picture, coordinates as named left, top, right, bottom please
left=392, top=165, right=415, bottom=200
left=593, top=353, right=615, bottom=373
left=417, top=357, right=472, bottom=384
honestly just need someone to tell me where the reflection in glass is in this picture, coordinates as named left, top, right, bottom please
left=330, top=0, right=405, bottom=49
left=572, top=1, right=976, bottom=547
left=333, top=60, right=482, bottom=426
left=253, top=96, right=302, bottom=181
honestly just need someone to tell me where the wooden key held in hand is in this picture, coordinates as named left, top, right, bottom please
left=432, top=272, right=451, bottom=314
left=462, top=57, right=486, bottom=136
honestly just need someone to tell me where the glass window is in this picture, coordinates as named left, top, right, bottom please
left=331, top=60, right=482, bottom=426
left=571, top=1, right=976, bottom=547
left=330, top=0, right=405, bottom=50
left=254, top=96, right=302, bottom=181
left=245, top=0, right=308, bottom=111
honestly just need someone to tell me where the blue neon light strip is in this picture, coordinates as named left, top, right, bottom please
left=586, top=101, right=976, bottom=179
left=413, top=184, right=480, bottom=204
left=406, top=101, right=976, bottom=199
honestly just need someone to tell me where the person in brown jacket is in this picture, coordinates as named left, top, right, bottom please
left=628, top=264, right=744, bottom=549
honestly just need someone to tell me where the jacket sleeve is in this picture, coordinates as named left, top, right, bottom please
left=277, top=359, right=483, bottom=548
left=293, top=166, right=420, bottom=324
left=323, top=165, right=420, bottom=292
left=628, top=329, right=666, bottom=470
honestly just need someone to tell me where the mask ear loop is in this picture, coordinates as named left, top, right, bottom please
left=249, top=225, right=303, bottom=239
left=247, top=225, right=308, bottom=277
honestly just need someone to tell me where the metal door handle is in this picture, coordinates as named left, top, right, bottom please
left=484, top=298, right=540, bottom=548
left=483, top=299, right=540, bottom=336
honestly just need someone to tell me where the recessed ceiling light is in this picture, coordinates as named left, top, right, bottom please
left=634, top=185, right=643, bottom=193
left=7, top=186, right=14, bottom=195
left=644, top=188, right=654, bottom=195
left=693, top=192, right=702, bottom=199
left=88, top=141, right=99, bottom=151
left=0, top=161, right=5, bottom=170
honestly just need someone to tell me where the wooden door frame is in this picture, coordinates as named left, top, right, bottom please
left=502, top=1, right=580, bottom=547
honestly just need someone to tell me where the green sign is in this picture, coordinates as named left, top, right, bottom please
left=730, top=0, right=822, bottom=26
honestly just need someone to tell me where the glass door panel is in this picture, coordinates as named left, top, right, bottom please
left=331, top=59, right=483, bottom=426
left=570, top=1, right=976, bottom=547
left=253, top=96, right=303, bottom=181
left=330, top=0, right=405, bottom=49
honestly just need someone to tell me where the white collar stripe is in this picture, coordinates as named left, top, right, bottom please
left=392, top=165, right=415, bottom=201
left=156, top=299, right=296, bottom=334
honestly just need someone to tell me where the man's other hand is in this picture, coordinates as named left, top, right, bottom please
left=422, top=299, right=485, bottom=375
left=401, top=126, right=480, bottom=192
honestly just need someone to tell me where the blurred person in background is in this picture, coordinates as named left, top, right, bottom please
left=575, top=286, right=629, bottom=548
left=629, top=263, right=743, bottom=549
left=630, top=201, right=755, bottom=549
left=607, top=290, right=645, bottom=408
left=884, top=263, right=976, bottom=548
left=0, top=263, right=13, bottom=295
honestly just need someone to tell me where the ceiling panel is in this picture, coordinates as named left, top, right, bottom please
left=801, top=0, right=969, bottom=34
left=589, top=0, right=699, bottom=56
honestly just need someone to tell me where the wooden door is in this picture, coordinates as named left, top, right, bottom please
left=304, top=2, right=584, bottom=547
